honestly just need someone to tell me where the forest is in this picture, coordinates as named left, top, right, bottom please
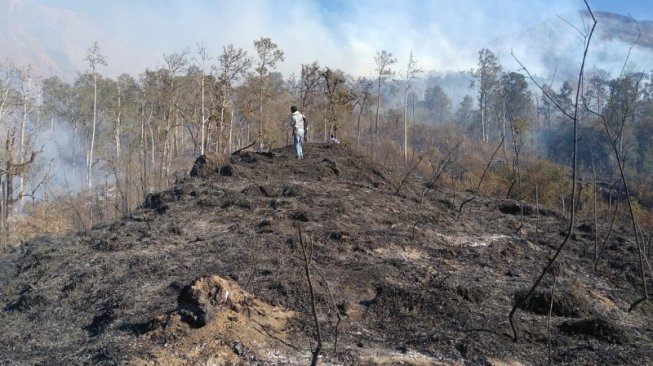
left=0, top=34, right=652, bottom=248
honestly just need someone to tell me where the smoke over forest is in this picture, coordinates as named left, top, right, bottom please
left=1, top=2, right=653, bottom=365
left=0, top=1, right=652, bottom=239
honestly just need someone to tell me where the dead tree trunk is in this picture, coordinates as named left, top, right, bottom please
left=2, top=128, right=36, bottom=246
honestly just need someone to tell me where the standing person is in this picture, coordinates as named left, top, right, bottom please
left=290, top=105, right=306, bottom=159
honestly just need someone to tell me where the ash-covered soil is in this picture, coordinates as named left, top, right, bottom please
left=1, top=143, right=651, bottom=366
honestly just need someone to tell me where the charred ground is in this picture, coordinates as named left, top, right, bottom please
left=0, top=143, right=651, bottom=365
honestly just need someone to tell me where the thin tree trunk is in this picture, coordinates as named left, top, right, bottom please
left=535, top=184, right=540, bottom=238
left=228, top=103, right=234, bottom=153
left=18, top=75, right=30, bottom=206
left=259, top=85, right=264, bottom=149
left=480, top=94, right=486, bottom=142
left=404, top=88, right=408, bottom=161
left=88, top=73, right=98, bottom=190
left=200, top=73, right=206, bottom=155
left=72, top=120, right=77, bottom=187
left=115, top=85, right=122, bottom=162
left=593, top=168, right=598, bottom=262
left=141, top=104, right=147, bottom=198
left=356, top=103, right=364, bottom=150
left=375, top=75, right=382, bottom=151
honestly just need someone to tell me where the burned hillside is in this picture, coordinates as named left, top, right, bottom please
left=0, top=143, right=651, bottom=365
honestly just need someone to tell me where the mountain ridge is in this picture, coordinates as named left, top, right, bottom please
left=594, top=10, right=653, bottom=48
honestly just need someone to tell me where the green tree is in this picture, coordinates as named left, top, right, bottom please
left=472, top=49, right=502, bottom=142
left=423, top=84, right=452, bottom=124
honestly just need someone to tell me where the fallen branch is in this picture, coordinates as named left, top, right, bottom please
left=628, top=296, right=651, bottom=312
left=231, top=141, right=256, bottom=155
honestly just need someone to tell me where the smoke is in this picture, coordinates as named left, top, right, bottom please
left=500, top=10, right=652, bottom=83
left=31, top=120, right=85, bottom=197
left=7, top=0, right=650, bottom=82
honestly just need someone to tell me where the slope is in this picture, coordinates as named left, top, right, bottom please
left=0, top=143, right=651, bottom=365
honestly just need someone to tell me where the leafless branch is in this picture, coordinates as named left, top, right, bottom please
left=547, top=272, right=557, bottom=366
left=298, top=224, right=322, bottom=365
left=508, top=0, right=596, bottom=341
left=425, top=141, right=462, bottom=188
left=394, top=154, right=425, bottom=196
left=511, top=51, right=575, bottom=121
left=458, top=134, right=505, bottom=213
left=313, top=265, right=342, bottom=355
left=557, top=15, right=585, bottom=42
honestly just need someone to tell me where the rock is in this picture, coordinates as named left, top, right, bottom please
left=233, top=342, right=245, bottom=356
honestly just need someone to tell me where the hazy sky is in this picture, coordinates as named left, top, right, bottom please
left=4, top=0, right=652, bottom=78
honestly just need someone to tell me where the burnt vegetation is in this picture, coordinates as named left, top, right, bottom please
left=0, top=3, right=652, bottom=365
left=0, top=143, right=651, bottom=365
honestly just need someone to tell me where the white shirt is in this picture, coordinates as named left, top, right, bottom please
left=290, top=111, right=305, bottom=131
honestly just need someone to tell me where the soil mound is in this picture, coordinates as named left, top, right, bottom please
left=135, top=275, right=295, bottom=365
left=513, top=285, right=592, bottom=318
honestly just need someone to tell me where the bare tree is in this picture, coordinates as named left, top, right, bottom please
left=353, top=78, right=374, bottom=150
left=194, top=44, right=211, bottom=155
left=300, top=62, right=322, bottom=142
left=254, top=37, right=284, bottom=149
left=320, top=68, right=354, bottom=140
left=300, top=62, right=322, bottom=111
left=159, top=49, right=189, bottom=187
left=402, top=50, right=423, bottom=161
left=15, top=65, right=37, bottom=206
left=373, top=50, right=397, bottom=153
left=0, top=62, right=15, bottom=125
left=216, top=44, right=252, bottom=153
left=84, top=41, right=107, bottom=190
left=1, top=128, right=36, bottom=246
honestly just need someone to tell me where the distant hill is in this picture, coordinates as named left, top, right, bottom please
left=495, top=10, right=653, bottom=83
left=595, top=11, right=653, bottom=49
left=0, top=0, right=158, bottom=78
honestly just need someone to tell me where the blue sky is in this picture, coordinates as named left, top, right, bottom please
left=4, top=0, right=651, bottom=78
